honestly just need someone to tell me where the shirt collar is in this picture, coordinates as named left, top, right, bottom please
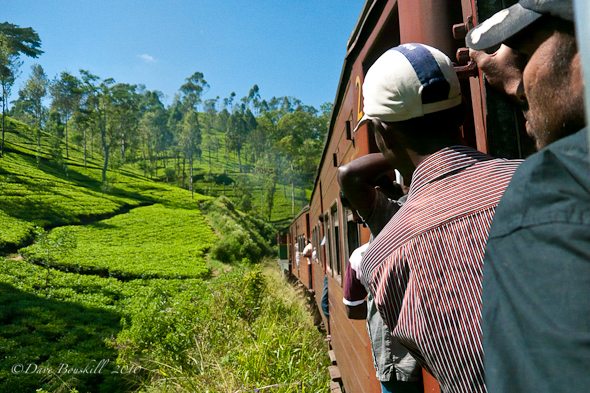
left=408, top=145, right=492, bottom=195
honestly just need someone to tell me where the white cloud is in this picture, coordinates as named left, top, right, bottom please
left=138, top=53, right=157, bottom=63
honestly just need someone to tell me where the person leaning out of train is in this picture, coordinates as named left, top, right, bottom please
left=466, top=0, right=590, bottom=391
left=356, top=43, right=522, bottom=393
left=302, top=239, right=313, bottom=265
left=338, top=166, right=422, bottom=393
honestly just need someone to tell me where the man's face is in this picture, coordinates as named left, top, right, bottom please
left=508, top=23, right=584, bottom=149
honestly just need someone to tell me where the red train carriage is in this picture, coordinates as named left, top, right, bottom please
left=286, top=1, right=532, bottom=392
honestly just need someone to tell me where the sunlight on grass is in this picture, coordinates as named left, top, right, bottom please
left=21, top=204, right=216, bottom=279
left=0, top=118, right=328, bottom=393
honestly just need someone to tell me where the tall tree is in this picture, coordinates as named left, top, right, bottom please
left=0, top=22, right=42, bottom=157
left=45, top=108, right=65, bottom=171
left=179, top=72, right=208, bottom=192
left=275, top=108, right=325, bottom=214
left=139, top=90, right=169, bottom=177
left=167, top=96, right=185, bottom=186
left=109, top=83, right=141, bottom=164
left=98, top=78, right=114, bottom=185
left=77, top=69, right=101, bottom=167
left=180, top=72, right=209, bottom=112
left=202, top=97, right=218, bottom=171
left=50, top=72, right=81, bottom=159
left=227, top=104, right=257, bottom=172
left=12, top=64, right=48, bottom=163
left=180, top=109, right=201, bottom=198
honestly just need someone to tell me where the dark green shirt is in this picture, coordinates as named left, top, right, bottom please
left=483, top=129, right=590, bottom=393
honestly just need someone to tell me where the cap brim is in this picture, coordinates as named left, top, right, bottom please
left=466, top=3, right=543, bottom=51
left=352, top=114, right=371, bottom=133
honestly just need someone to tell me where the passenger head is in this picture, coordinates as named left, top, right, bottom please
left=467, top=0, right=584, bottom=149
left=355, top=43, right=464, bottom=170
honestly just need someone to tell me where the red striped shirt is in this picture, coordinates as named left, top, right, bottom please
left=360, top=146, right=521, bottom=393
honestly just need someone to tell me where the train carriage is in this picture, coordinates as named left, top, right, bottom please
left=286, top=1, right=533, bottom=392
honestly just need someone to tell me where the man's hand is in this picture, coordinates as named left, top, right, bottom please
left=470, top=44, right=526, bottom=104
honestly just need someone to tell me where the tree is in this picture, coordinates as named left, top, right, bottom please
left=76, top=69, right=101, bottom=166
left=50, top=72, right=81, bottom=159
left=108, top=83, right=141, bottom=165
left=202, top=97, right=219, bottom=172
left=139, top=90, right=169, bottom=177
left=178, top=72, right=208, bottom=193
left=12, top=64, right=48, bottom=163
left=97, top=78, right=114, bottom=185
left=0, top=22, right=43, bottom=157
left=227, top=104, right=257, bottom=172
left=180, top=109, right=201, bottom=198
left=45, top=108, right=65, bottom=171
left=275, top=108, right=325, bottom=214
left=167, top=96, right=185, bottom=186
left=180, top=72, right=209, bottom=113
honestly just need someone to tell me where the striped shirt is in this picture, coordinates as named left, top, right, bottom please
left=360, top=146, right=521, bottom=393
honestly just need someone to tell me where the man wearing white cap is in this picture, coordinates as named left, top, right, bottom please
left=466, top=1, right=590, bottom=392
left=357, top=43, right=521, bottom=393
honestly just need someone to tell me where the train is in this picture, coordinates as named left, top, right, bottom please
left=281, top=0, right=536, bottom=392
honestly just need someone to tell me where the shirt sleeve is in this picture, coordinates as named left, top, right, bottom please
left=343, top=261, right=367, bottom=306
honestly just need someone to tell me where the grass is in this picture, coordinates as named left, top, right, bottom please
left=0, top=259, right=330, bottom=393
left=0, top=116, right=328, bottom=393
left=117, top=261, right=330, bottom=393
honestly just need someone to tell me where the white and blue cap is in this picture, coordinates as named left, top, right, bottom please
left=466, top=0, right=574, bottom=51
left=354, top=43, right=462, bottom=132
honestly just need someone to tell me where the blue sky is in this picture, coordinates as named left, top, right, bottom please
left=5, top=1, right=364, bottom=109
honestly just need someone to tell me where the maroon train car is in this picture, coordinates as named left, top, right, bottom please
left=287, top=1, right=531, bottom=392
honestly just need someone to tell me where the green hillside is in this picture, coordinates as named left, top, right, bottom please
left=0, top=118, right=329, bottom=393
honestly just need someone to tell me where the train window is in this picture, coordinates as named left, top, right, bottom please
left=329, top=204, right=342, bottom=280
left=312, top=226, right=319, bottom=264
left=324, top=213, right=332, bottom=274
left=343, top=208, right=360, bottom=260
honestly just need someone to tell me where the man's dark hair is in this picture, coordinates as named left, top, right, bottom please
left=377, top=104, right=465, bottom=155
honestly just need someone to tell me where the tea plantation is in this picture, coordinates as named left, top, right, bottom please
left=0, top=118, right=329, bottom=392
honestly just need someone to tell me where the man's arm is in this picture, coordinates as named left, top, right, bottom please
left=337, top=153, right=401, bottom=220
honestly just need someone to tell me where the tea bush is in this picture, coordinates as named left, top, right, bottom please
left=20, top=204, right=215, bottom=280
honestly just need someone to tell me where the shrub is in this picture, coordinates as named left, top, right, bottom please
left=204, top=196, right=274, bottom=264
left=112, top=263, right=330, bottom=393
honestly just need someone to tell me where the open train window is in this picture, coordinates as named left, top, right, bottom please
left=329, top=204, right=342, bottom=281
left=323, top=213, right=332, bottom=274
left=343, top=208, right=360, bottom=261
left=311, top=225, right=319, bottom=264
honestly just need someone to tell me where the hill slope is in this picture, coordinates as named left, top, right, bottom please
left=0, top=118, right=329, bottom=393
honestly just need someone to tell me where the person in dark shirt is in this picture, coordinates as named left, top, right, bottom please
left=466, top=1, right=590, bottom=391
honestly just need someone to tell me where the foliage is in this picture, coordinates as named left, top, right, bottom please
left=113, top=263, right=330, bottom=393
left=0, top=259, right=330, bottom=393
left=0, top=209, right=35, bottom=251
left=0, top=258, right=130, bottom=393
left=202, top=196, right=274, bottom=264
left=0, top=24, right=332, bottom=393
left=0, top=112, right=330, bottom=393
left=21, top=204, right=215, bottom=280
